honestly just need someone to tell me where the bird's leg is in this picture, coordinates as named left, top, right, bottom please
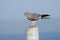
left=31, top=21, right=37, bottom=26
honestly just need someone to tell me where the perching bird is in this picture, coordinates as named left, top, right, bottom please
left=24, top=12, right=50, bottom=21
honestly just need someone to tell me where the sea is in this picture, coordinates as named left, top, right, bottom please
left=0, top=32, right=60, bottom=40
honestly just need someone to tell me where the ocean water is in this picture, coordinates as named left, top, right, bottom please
left=0, top=32, right=60, bottom=40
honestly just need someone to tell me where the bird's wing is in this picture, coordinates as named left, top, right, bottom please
left=41, top=14, right=50, bottom=19
left=24, top=12, right=33, bottom=18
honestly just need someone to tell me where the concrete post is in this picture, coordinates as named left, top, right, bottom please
left=26, top=21, right=39, bottom=40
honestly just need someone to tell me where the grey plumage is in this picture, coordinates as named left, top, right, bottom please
left=24, top=12, right=50, bottom=21
left=24, top=12, right=41, bottom=21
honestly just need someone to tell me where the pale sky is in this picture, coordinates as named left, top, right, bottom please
left=0, top=0, right=60, bottom=34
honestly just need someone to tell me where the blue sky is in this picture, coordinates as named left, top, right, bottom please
left=0, top=0, right=60, bottom=34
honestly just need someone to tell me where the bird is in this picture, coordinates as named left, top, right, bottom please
left=24, top=12, right=50, bottom=21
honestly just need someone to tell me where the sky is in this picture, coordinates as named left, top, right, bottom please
left=0, top=0, right=60, bottom=35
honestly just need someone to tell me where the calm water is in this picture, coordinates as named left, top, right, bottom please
left=0, top=32, right=60, bottom=40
